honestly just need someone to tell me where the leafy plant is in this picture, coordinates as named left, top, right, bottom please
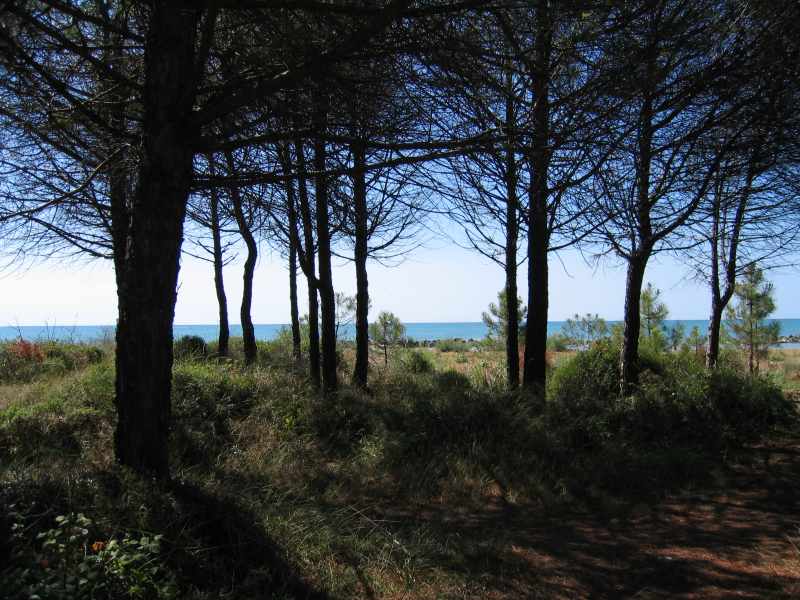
left=1, top=511, right=177, bottom=600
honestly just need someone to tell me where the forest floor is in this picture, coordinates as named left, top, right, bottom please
left=367, top=436, right=800, bottom=599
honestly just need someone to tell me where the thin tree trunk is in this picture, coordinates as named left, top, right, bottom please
left=352, top=142, right=370, bottom=388
left=114, top=5, right=199, bottom=477
left=706, top=167, right=753, bottom=368
left=225, top=151, right=258, bottom=365
left=294, top=138, right=321, bottom=388
left=620, top=252, right=649, bottom=391
left=286, top=176, right=302, bottom=363
left=504, top=69, right=520, bottom=390
left=522, top=0, right=552, bottom=392
left=210, top=183, right=230, bottom=357
left=314, top=90, right=337, bottom=393
left=289, top=243, right=301, bottom=361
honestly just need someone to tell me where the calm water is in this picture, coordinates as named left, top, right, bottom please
left=3, top=319, right=800, bottom=346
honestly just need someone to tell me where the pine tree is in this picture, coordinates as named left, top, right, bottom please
left=482, top=290, right=527, bottom=348
left=640, top=283, right=669, bottom=350
left=724, top=264, right=780, bottom=374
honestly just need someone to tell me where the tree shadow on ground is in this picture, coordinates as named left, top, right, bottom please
left=322, top=438, right=800, bottom=599
left=167, top=478, right=330, bottom=599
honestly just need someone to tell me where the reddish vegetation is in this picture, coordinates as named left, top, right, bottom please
left=7, top=339, right=44, bottom=362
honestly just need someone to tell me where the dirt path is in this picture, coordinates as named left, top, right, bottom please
left=380, top=440, right=800, bottom=599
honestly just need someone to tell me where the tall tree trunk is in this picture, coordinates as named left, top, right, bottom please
left=210, top=183, right=230, bottom=356
left=620, top=67, right=655, bottom=392
left=289, top=227, right=302, bottom=364
left=314, top=90, right=337, bottom=393
left=294, top=138, right=321, bottom=388
left=706, top=166, right=753, bottom=368
left=285, top=172, right=302, bottom=363
left=504, top=70, right=520, bottom=391
left=523, top=0, right=552, bottom=392
left=352, top=141, right=370, bottom=388
left=114, top=5, right=200, bottom=477
left=620, top=251, right=649, bottom=391
left=226, top=152, right=258, bottom=365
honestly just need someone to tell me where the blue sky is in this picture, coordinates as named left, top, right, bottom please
left=2, top=240, right=798, bottom=326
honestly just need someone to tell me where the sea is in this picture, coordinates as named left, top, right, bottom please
left=2, top=320, right=800, bottom=348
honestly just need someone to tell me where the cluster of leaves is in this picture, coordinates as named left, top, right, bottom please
left=0, top=340, right=103, bottom=383
left=0, top=511, right=176, bottom=600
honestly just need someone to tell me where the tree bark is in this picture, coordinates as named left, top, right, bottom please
left=706, top=167, right=753, bottom=368
left=210, top=183, right=230, bottom=357
left=114, top=5, right=200, bottom=477
left=522, top=0, right=552, bottom=393
left=504, top=69, right=520, bottom=391
left=620, top=65, right=655, bottom=392
left=294, top=138, right=321, bottom=388
left=620, top=252, right=649, bottom=391
left=285, top=174, right=302, bottom=363
left=352, top=141, right=370, bottom=388
left=314, top=89, right=338, bottom=393
left=226, top=151, right=258, bottom=365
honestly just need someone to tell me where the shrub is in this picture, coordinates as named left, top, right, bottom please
left=546, top=334, right=571, bottom=352
left=435, top=338, right=470, bottom=353
left=399, top=350, right=434, bottom=374
left=174, top=335, right=208, bottom=360
left=0, top=340, right=106, bottom=383
left=546, top=339, right=792, bottom=451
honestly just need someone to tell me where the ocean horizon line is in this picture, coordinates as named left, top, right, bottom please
left=2, top=318, right=800, bottom=344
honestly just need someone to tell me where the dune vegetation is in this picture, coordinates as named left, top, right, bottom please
left=1, top=335, right=797, bottom=599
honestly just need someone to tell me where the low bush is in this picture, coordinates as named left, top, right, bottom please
left=0, top=340, right=105, bottom=383
left=546, top=340, right=792, bottom=452
left=173, top=335, right=208, bottom=360
left=399, top=349, right=435, bottom=374
left=435, top=338, right=471, bottom=353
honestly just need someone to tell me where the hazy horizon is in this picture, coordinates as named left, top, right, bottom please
left=3, top=242, right=798, bottom=327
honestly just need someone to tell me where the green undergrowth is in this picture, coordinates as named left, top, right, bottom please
left=0, top=341, right=796, bottom=598
left=0, top=339, right=105, bottom=384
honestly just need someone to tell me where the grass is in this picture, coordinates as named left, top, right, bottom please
left=0, top=339, right=797, bottom=599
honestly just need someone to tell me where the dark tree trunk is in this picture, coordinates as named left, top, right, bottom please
left=504, top=74, right=520, bottom=391
left=523, top=206, right=549, bottom=391
left=352, top=142, right=370, bottom=388
left=226, top=152, right=258, bottom=365
left=706, top=295, right=725, bottom=368
left=522, top=0, right=552, bottom=392
left=620, top=252, right=649, bottom=391
left=114, top=5, right=200, bottom=477
left=314, top=91, right=337, bottom=393
left=620, top=68, right=655, bottom=393
left=294, top=138, right=321, bottom=388
left=289, top=229, right=302, bottom=363
left=210, top=184, right=230, bottom=357
left=285, top=173, right=302, bottom=363
left=706, top=168, right=752, bottom=369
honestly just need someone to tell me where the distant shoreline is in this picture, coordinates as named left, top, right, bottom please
left=3, top=319, right=800, bottom=345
